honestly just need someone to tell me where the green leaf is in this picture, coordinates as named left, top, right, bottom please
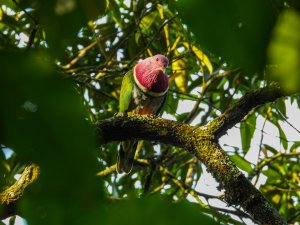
left=275, top=99, right=286, bottom=117
left=273, top=163, right=287, bottom=176
left=165, top=92, right=179, bottom=115
left=297, top=96, right=300, bottom=109
left=229, top=154, right=252, bottom=173
left=278, top=124, right=288, bottom=150
left=262, top=168, right=281, bottom=179
left=290, top=142, right=300, bottom=152
left=106, top=0, right=122, bottom=27
left=279, top=193, right=287, bottom=215
left=291, top=164, right=300, bottom=171
left=240, top=114, right=256, bottom=154
left=264, top=144, right=278, bottom=154
left=269, top=118, right=288, bottom=150
left=176, top=112, right=190, bottom=122
left=140, top=11, right=159, bottom=34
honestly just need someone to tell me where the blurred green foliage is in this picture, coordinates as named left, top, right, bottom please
left=0, top=0, right=300, bottom=224
left=0, top=50, right=104, bottom=225
left=268, top=9, right=300, bottom=93
left=178, top=0, right=277, bottom=71
left=103, top=197, right=218, bottom=225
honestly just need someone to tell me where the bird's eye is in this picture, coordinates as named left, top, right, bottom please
left=156, top=58, right=159, bottom=62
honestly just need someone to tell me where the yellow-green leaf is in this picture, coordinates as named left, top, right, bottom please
left=140, top=11, right=159, bottom=33
left=157, top=4, right=164, bottom=19
left=229, top=154, right=252, bottom=173
left=157, top=4, right=170, bottom=48
left=271, top=194, right=282, bottom=204
left=182, top=42, right=213, bottom=74
left=172, top=51, right=188, bottom=92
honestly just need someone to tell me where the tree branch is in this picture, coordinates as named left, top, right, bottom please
left=0, top=84, right=290, bottom=223
left=96, top=84, right=291, bottom=225
left=0, top=164, right=40, bottom=220
left=208, top=82, right=286, bottom=138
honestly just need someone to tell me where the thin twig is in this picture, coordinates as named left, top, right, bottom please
left=276, top=108, right=300, bottom=134
left=12, top=0, right=39, bottom=51
left=288, top=210, right=300, bottom=223
left=12, top=0, right=38, bottom=24
left=97, top=164, right=116, bottom=176
left=184, top=68, right=241, bottom=124
left=249, top=152, right=300, bottom=180
left=252, top=116, right=267, bottom=185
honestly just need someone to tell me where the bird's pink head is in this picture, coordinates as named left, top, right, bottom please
left=134, top=54, right=169, bottom=94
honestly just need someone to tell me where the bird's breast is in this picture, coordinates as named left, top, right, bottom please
left=131, top=85, right=165, bottom=115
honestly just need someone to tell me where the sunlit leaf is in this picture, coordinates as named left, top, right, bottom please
left=274, top=163, right=287, bottom=176
left=229, top=154, right=252, bottom=173
left=290, top=142, right=300, bottom=152
left=278, top=124, right=288, bottom=150
left=275, top=99, right=286, bottom=116
left=157, top=4, right=164, bottom=19
left=269, top=118, right=288, bottom=150
left=140, top=11, right=159, bottom=34
left=172, top=50, right=188, bottom=92
left=169, top=36, right=181, bottom=53
left=272, top=194, right=282, bottom=204
left=0, top=8, right=3, bottom=21
left=240, top=114, right=256, bottom=154
left=157, top=4, right=170, bottom=48
left=278, top=193, right=287, bottom=215
left=182, top=42, right=213, bottom=74
left=262, top=168, right=281, bottom=179
left=263, top=144, right=278, bottom=155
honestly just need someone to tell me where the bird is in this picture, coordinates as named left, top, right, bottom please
left=117, top=54, right=169, bottom=173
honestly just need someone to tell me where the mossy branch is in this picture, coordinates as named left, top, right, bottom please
left=0, top=84, right=289, bottom=224
left=96, top=114, right=286, bottom=225
left=0, top=164, right=40, bottom=220
left=96, top=84, right=290, bottom=225
left=209, top=83, right=286, bottom=138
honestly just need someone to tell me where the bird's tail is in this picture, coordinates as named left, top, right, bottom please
left=117, top=141, right=138, bottom=174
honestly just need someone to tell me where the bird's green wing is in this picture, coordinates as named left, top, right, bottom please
left=119, top=70, right=134, bottom=112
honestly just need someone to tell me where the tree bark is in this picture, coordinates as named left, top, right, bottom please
left=0, top=164, right=40, bottom=220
